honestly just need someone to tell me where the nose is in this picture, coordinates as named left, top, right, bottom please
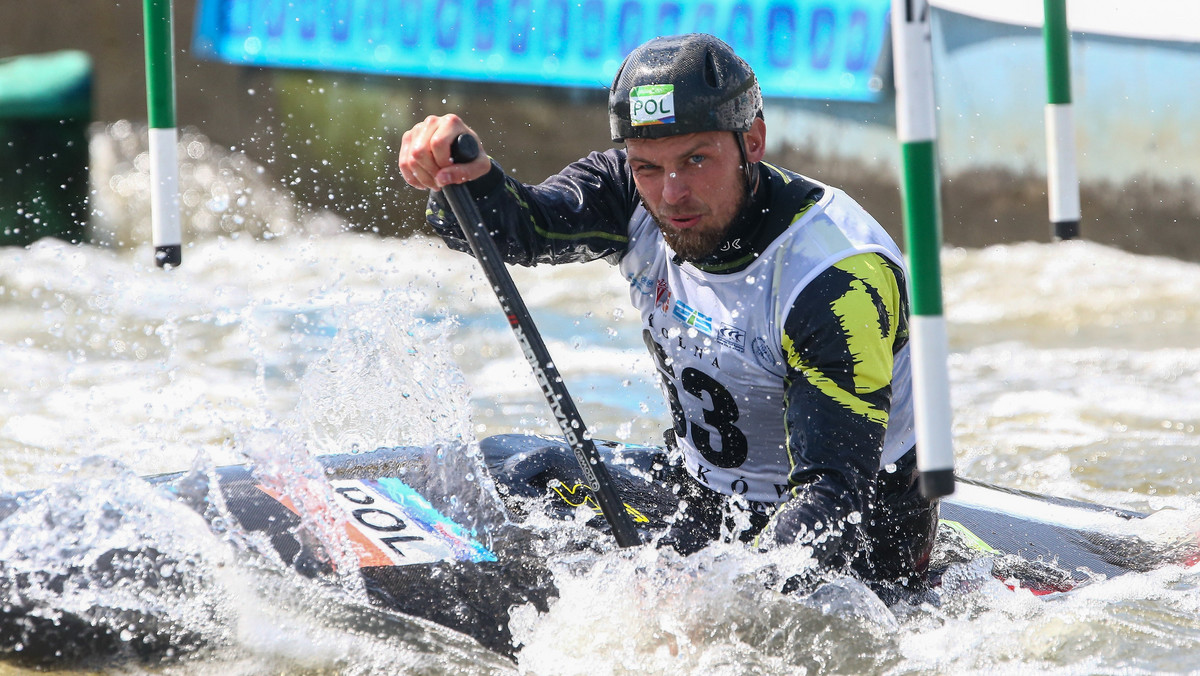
left=661, top=171, right=690, bottom=205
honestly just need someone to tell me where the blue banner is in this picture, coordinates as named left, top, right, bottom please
left=193, top=0, right=890, bottom=101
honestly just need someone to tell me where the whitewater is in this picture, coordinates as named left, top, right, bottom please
left=0, top=125, right=1198, bottom=674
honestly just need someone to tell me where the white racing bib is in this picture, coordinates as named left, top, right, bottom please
left=618, top=180, right=914, bottom=503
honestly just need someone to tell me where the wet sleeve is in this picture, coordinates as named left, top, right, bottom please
left=762, top=252, right=910, bottom=567
left=426, top=149, right=640, bottom=266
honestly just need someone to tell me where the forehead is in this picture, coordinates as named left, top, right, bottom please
left=625, top=130, right=732, bottom=163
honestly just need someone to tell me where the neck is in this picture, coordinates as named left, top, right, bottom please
left=686, top=163, right=768, bottom=272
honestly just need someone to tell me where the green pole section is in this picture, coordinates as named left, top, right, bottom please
left=143, top=0, right=176, bottom=129
left=901, top=141, right=943, bottom=317
left=1043, top=0, right=1072, bottom=105
left=143, top=0, right=182, bottom=267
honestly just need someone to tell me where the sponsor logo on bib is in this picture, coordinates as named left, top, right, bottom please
left=655, top=279, right=672, bottom=312
left=716, top=323, right=746, bottom=352
left=752, top=336, right=782, bottom=372
left=628, top=272, right=656, bottom=295
left=630, top=84, right=675, bottom=127
left=672, top=299, right=714, bottom=334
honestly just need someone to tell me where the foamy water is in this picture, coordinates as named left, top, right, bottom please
left=0, top=125, right=1197, bottom=674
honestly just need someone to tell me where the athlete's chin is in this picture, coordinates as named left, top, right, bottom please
left=661, top=228, right=723, bottom=262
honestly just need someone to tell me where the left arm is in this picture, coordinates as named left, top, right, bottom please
left=761, top=252, right=910, bottom=568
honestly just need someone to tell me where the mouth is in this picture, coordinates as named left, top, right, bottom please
left=665, top=214, right=702, bottom=230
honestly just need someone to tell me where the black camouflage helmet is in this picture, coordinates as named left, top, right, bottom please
left=609, top=33, right=762, bottom=143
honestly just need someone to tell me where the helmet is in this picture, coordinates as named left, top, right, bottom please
left=609, top=33, right=762, bottom=143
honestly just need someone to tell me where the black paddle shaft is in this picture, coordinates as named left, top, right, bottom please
left=439, top=134, right=641, bottom=548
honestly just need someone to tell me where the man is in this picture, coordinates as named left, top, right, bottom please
left=398, top=33, right=937, bottom=584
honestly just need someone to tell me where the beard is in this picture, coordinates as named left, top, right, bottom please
left=642, top=187, right=748, bottom=262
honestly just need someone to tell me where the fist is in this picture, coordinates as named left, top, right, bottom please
left=398, top=114, right=490, bottom=190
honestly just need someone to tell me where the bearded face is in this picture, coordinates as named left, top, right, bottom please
left=626, top=130, right=753, bottom=262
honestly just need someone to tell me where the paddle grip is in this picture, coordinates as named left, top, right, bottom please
left=450, top=133, right=480, bottom=164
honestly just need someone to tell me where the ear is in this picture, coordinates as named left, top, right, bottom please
left=743, top=117, right=767, bottom=163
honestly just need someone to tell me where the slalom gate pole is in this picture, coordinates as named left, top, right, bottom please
left=439, top=134, right=642, bottom=548
left=1043, top=0, right=1081, bottom=240
left=891, top=0, right=955, bottom=499
left=143, top=0, right=182, bottom=267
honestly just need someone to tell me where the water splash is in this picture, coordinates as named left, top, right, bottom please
left=87, top=121, right=320, bottom=248
left=510, top=542, right=901, bottom=675
left=276, top=285, right=510, bottom=538
left=0, top=455, right=238, bottom=666
left=285, top=289, right=471, bottom=453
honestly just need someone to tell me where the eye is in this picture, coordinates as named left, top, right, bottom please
left=689, top=154, right=706, bottom=165
left=632, top=162, right=660, bottom=176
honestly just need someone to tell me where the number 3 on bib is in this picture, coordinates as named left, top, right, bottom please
left=643, top=330, right=748, bottom=468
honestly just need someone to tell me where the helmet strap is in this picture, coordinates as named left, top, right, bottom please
left=734, top=132, right=759, bottom=195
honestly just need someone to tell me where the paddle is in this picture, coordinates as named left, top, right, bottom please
left=437, top=134, right=642, bottom=548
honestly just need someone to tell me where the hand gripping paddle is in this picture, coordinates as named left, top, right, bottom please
left=438, top=134, right=642, bottom=548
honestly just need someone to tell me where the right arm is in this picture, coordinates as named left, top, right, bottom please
left=398, top=114, right=639, bottom=266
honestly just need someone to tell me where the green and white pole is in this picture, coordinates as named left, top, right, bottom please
left=892, top=0, right=955, bottom=498
left=143, top=0, right=182, bottom=267
left=1044, top=0, right=1080, bottom=240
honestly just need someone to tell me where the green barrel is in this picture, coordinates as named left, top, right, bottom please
left=0, top=50, right=92, bottom=247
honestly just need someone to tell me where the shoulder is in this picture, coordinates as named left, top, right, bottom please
left=781, top=252, right=907, bottom=401
left=826, top=252, right=906, bottom=299
left=761, top=162, right=826, bottom=209
left=785, top=252, right=904, bottom=338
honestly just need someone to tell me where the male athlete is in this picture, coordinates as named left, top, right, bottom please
left=398, top=33, right=937, bottom=584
